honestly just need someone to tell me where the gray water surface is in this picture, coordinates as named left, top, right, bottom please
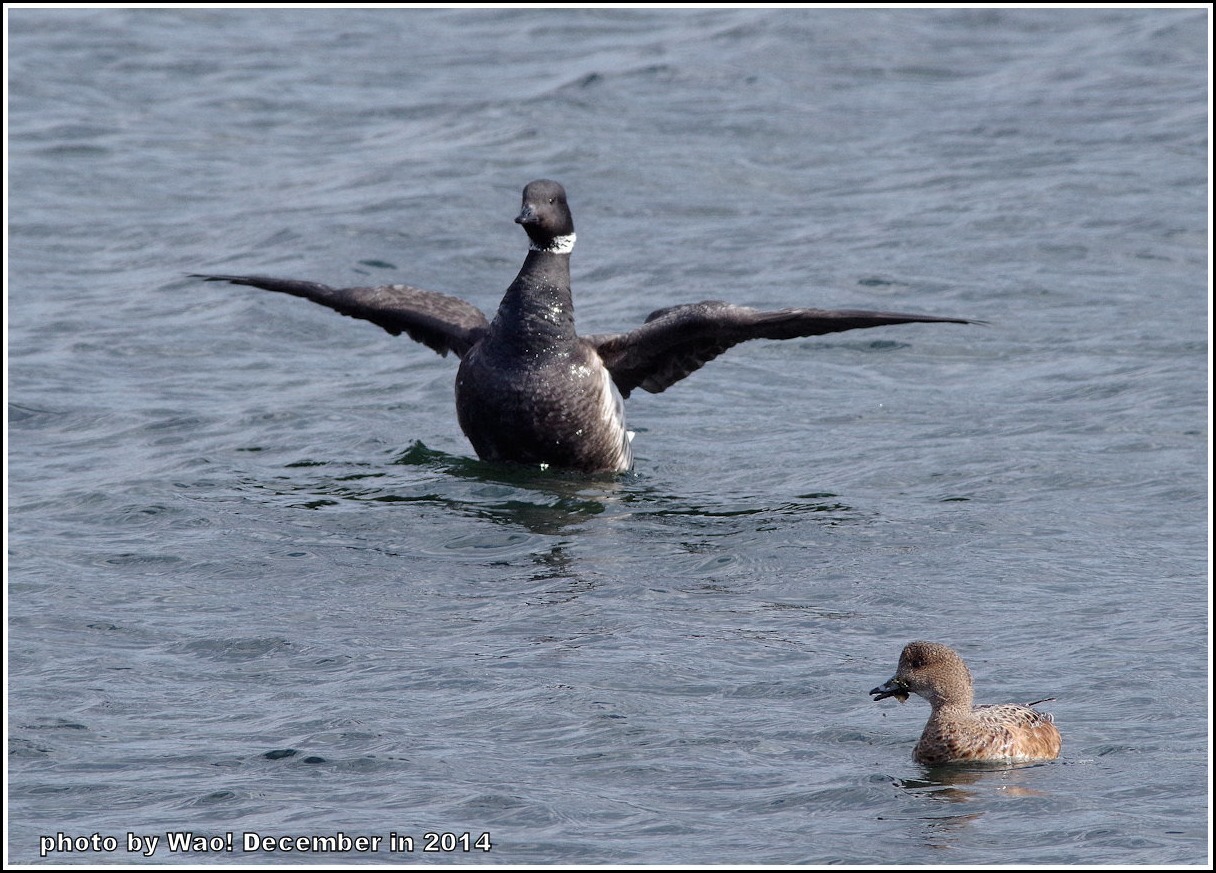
left=6, top=7, right=1209, bottom=866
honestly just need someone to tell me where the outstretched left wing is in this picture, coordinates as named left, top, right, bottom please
left=587, top=301, right=977, bottom=398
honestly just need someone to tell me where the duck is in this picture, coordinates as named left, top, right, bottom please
left=195, top=179, right=976, bottom=473
left=870, top=640, right=1062, bottom=765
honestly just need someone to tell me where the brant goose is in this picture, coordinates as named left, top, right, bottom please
left=196, top=180, right=975, bottom=473
left=871, top=641, right=1062, bottom=765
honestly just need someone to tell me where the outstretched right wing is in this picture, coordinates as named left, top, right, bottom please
left=193, top=274, right=490, bottom=358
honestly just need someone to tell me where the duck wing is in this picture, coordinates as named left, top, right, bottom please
left=193, top=274, right=490, bottom=358
left=587, top=300, right=976, bottom=398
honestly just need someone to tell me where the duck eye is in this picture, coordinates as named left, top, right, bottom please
left=909, top=657, right=924, bottom=669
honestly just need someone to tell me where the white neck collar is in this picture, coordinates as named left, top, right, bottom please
left=530, top=232, right=576, bottom=254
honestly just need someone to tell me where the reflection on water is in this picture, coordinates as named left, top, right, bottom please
left=237, top=439, right=868, bottom=538
left=881, top=763, right=1057, bottom=850
left=894, top=760, right=1058, bottom=803
left=221, top=440, right=878, bottom=588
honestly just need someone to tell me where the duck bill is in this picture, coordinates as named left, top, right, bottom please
left=870, top=678, right=909, bottom=703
